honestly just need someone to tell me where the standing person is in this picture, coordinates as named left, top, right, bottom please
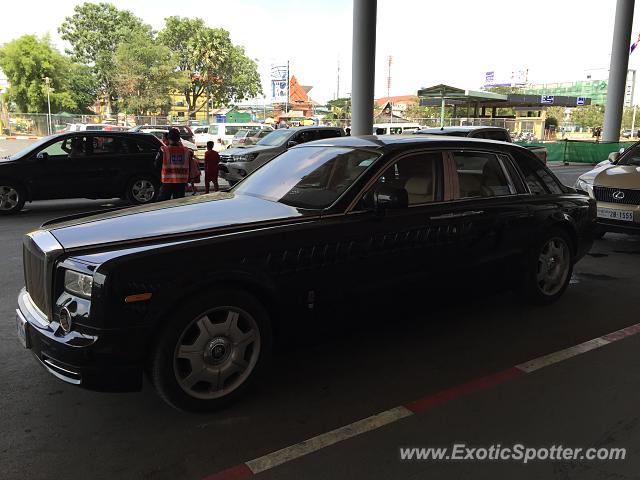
left=162, top=132, right=170, bottom=146
left=157, top=128, right=190, bottom=201
left=204, top=140, right=220, bottom=193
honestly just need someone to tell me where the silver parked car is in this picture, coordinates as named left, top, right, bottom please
left=219, top=126, right=344, bottom=185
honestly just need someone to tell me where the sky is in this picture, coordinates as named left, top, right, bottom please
left=3, top=0, right=640, bottom=104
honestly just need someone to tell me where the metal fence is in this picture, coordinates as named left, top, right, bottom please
left=0, top=113, right=194, bottom=136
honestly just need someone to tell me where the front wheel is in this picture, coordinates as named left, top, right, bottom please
left=521, top=229, right=573, bottom=305
left=126, top=176, right=158, bottom=205
left=150, top=290, right=272, bottom=412
left=0, top=182, right=26, bottom=215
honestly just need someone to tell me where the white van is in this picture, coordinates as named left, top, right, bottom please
left=373, top=123, right=421, bottom=135
left=193, top=123, right=270, bottom=151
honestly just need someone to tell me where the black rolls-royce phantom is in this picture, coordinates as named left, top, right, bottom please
left=15, top=136, right=596, bottom=411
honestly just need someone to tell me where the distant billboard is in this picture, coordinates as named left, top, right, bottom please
left=271, top=63, right=289, bottom=103
left=483, top=69, right=529, bottom=88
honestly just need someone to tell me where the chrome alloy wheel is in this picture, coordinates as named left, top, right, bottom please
left=0, top=185, right=19, bottom=211
left=536, top=237, right=570, bottom=296
left=173, top=308, right=261, bottom=400
left=131, top=179, right=155, bottom=203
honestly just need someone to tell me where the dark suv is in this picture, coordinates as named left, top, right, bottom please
left=0, top=132, right=162, bottom=214
left=129, top=124, right=195, bottom=144
left=220, top=126, right=344, bottom=184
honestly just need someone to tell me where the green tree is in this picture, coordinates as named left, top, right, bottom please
left=158, top=17, right=262, bottom=117
left=59, top=2, right=150, bottom=110
left=113, top=33, right=188, bottom=115
left=621, top=106, right=640, bottom=130
left=572, top=105, right=604, bottom=128
left=324, top=97, right=352, bottom=119
left=66, top=64, right=98, bottom=113
left=0, top=35, right=76, bottom=113
left=546, top=106, right=568, bottom=125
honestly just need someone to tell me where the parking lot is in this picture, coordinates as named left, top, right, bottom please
left=1, top=144, right=639, bottom=479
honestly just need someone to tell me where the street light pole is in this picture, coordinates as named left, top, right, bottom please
left=43, top=76, right=52, bottom=135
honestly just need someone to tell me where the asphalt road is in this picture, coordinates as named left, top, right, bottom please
left=2, top=147, right=639, bottom=479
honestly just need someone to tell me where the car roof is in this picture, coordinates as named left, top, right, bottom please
left=417, top=126, right=506, bottom=133
left=295, top=134, right=523, bottom=152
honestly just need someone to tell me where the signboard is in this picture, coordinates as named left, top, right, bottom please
left=576, top=96, right=585, bottom=106
left=271, top=64, right=289, bottom=103
left=483, top=68, right=528, bottom=88
left=541, top=95, right=555, bottom=104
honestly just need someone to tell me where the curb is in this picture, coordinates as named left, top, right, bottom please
left=0, top=136, right=41, bottom=140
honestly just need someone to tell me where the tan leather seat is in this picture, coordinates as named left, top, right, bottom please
left=405, top=177, right=433, bottom=204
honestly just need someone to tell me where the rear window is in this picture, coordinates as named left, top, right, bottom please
left=513, top=150, right=564, bottom=195
left=224, top=126, right=243, bottom=136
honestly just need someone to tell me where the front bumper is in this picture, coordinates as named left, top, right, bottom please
left=16, top=288, right=144, bottom=392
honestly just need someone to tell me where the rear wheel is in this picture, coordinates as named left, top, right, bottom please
left=127, top=176, right=158, bottom=205
left=150, top=290, right=272, bottom=412
left=522, top=229, right=573, bottom=305
left=0, top=182, right=26, bottom=215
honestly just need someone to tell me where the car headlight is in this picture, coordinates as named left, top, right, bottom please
left=233, top=153, right=258, bottom=162
left=64, top=270, right=93, bottom=298
left=575, top=178, right=594, bottom=198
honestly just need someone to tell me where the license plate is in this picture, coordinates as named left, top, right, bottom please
left=597, top=208, right=634, bottom=222
left=16, top=312, right=30, bottom=349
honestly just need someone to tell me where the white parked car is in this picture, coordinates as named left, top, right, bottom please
left=372, top=122, right=422, bottom=135
left=193, top=123, right=271, bottom=151
left=140, top=129, right=197, bottom=152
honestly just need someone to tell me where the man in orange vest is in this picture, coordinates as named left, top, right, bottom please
left=157, top=128, right=191, bottom=201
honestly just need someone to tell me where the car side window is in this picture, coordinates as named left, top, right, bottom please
left=293, top=130, right=316, bottom=144
left=364, top=152, right=442, bottom=207
left=38, top=139, right=70, bottom=157
left=208, top=126, right=219, bottom=135
left=89, top=136, right=128, bottom=155
left=483, top=130, right=509, bottom=141
left=316, top=129, right=341, bottom=140
left=513, top=151, right=564, bottom=195
left=453, top=151, right=513, bottom=198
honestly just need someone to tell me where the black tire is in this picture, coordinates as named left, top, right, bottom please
left=126, top=175, right=159, bottom=205
left=150, top=289, right=273, bottom=412
left=521, top=228, right=574, bottom=305
left=0, top=181, right=26, bottom=215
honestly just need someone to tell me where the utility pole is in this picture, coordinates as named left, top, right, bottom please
left=286, top=60, right=290, bottom=114
left=387, top=55, right=393, bottom=123
left=336, top=59, right=340, bottom=100
left=43, top=76, right=52, bottom=135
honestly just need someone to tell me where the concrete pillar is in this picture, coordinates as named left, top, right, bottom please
left=351, top=0, right=377, bottom=136
left=603, top=0, right=635, bottom=142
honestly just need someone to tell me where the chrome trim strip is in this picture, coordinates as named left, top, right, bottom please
left=42, top=359, right=82, bottom=385
left=21, top=291, right=50, bottom=327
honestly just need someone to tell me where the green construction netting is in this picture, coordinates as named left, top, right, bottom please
left=514, top=140, right=637, bottom=164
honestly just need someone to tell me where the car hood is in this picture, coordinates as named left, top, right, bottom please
left=223, top=145, right=279, bottom=156
left=45, top=192, right=306, bottom=251
left=582, top=164, right=640, bottom=188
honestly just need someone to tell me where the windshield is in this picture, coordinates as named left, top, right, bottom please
left=618, top=143, right=640, bottom=166
left=6, top=135, right=56, bottom=159
left=235, top=146, right=380, bottom=209
left=256, top=129, right=293, bottom=146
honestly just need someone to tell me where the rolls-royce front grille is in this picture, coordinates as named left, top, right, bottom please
left=594, top=186, right=640, bottom=205
left=23, top=240, right=48, bottom=317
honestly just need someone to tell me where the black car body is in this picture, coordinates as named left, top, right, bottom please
left=0, top=132, right=162, bottom=214
left=15, top=136, right=596, bottom=411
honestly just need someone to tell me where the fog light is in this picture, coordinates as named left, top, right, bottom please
left=59, top=307, right=72, bottom=333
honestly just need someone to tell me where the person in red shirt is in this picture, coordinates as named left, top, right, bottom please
left=204, top=140, right=220, bottom=193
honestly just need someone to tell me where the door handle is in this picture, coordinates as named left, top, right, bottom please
left=430, top=210, right=484, bottom=220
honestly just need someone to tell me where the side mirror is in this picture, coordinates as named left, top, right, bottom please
left=374, top=188, right=409, bottom=213
left=287, top=140, right=298, bottom=148
left=36, top=152, right=48, bottom=161
left=608, top=151, right=620, bottom=163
